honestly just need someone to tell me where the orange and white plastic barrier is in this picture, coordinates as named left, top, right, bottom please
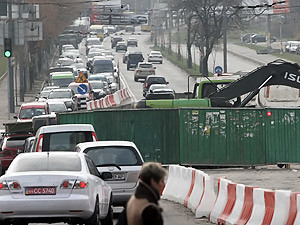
left=162, top=165, right=179, bottom=200
left=209, top=179, right=232, bottom=224
left=162, top=165, right=299, bottom=225
left=87, top=88, right=131, bottom=110
left=195, top=174, right=217, bottom=218
left=186, top=170, right=206, bottom=212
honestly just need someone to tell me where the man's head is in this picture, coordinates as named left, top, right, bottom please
left=139, top=162, right=167, bottom=195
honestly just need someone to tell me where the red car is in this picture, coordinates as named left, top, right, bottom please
left=15, top=102, right=50, bottom=122
left=0, top=133, right=34, bottom=174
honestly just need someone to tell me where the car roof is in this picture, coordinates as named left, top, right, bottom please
left=76, top=140, right=137, bottom=149
left=21, top=102, right=48, bottom=107
left=36, top=124, right=95, bottom=134
left=50, top=88, right=72, bottom=92
left=117, top=41, right=126, bottom=45
left=129, top=51, right=142, bottom=54
left=150, top=51, right=162, bottom=54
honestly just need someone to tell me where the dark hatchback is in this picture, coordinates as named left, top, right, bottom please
left=143, top=75, right=169, bottom=96
left=111, top=36, right=123, bottom=48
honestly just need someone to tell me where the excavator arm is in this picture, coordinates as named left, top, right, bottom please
left=209, top=60, right=300, bottom=107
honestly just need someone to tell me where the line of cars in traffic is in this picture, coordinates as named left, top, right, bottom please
left=0, top=122, right=145, bottom=224
left=109, top=34, right=175, bottom=101
left=0, top=22, right=152, bottom=224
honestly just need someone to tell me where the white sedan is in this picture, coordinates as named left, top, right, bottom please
left=0, top=152, right=113, bottom=225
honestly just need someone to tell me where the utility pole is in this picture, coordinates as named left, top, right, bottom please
left=266, top=14, right=271, bottom=47
left=223, top=0, right=227, bottom=73
left=177, top=10, right=181, bottom=60
left=7, top=0, right=15, bottom=115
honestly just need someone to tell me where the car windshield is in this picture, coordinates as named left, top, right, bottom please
left=88, top=52, right=103, bottom=58
left=49, top=103, right=67, bottom=113
left=43, top=132, right=93, bottom=151
left=87, top=39, right=101, bottom=46
left=60, top=60, right=74, bottom=66
left=40, top=91, right=50, bottom=98
left=19, top=108, right=46, bottom=119
left=9, top=155, right=82, bottom=172
left=139, top=64, right=152, bottom=68
left=84, top=146, right=143, bottom=166
left=93, top=64, right=113, bottom=73
left=48, top=91, right=72, bottom=99
left=90, top=82, right=104, bottom=89
left=52, top=78, right=74, bottom=87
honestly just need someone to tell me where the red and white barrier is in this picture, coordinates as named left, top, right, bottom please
left=209, top=179, right=232, bottom=223
left=162, top=166, right=298, bottom=225
left=162, top=165, right=179, bottom=200
left=225, top=183, right=246, bottom=225
left=217, top=182, right=237, bottom=225
left=176, top=167, right=195, bottom=204
left=289, top=193, right=300, bottom=224
left=187, top=170, right=206, bottom=212
left=168, top=166, right=185, bottom=202
left=195, top=174, right=217, bottom=218
left=87, top=88, right=131, bottom=110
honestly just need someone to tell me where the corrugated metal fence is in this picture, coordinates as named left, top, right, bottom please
left=58, top=108, right=300, bottom=166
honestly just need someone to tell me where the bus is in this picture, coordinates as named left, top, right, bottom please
left=89, top=25, right=106, bottom=41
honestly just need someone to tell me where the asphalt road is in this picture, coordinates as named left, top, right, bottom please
left=7, top=28, right=300, bottom=225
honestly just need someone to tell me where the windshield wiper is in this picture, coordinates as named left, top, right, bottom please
left=96, top=163, right=121, bottom=170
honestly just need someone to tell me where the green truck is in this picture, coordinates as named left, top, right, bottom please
left=137, top=60, right=300, bottom=109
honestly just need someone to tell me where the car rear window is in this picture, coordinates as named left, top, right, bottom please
left=148, top=77, right=166, bottom=84
left=10, top=155, right=81, bottom=172
left=139, top=64, right=152, bottom=68
left=129, top=54, right=143, bottom=60
left=19, top=108, right=46, bottom=119
left=6, top=137, right=28, bottom=148
left=42, top=132, right=93, bottom=151
left=84, top=146, right=143, bottom=166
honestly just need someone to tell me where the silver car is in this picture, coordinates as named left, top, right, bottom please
left=75, top=141, right=144, bottom=206
left=0, top=152, right=113, bottom=225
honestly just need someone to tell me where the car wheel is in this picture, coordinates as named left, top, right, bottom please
left=160, top=61, right=163, bottom=64
left=134, top=76, right=138, bottom=82
left=101, top=202, right=113, bottom=225
left=85, top=199, right=101, bottom=225
left=127, top=66, right=129, bottom=71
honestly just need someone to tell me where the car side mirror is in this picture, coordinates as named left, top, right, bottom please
left=13, top=115, right=18, bottom=119
left=101, top=172, right=113, bottom=180
left=154, top=67, right=156, bottom=69
left=166, top=82, right=169, bottom=84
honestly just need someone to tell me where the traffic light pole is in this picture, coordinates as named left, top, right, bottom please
left=7, top=0, right=15, bottom=115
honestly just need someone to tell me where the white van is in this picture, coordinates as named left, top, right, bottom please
left=31, top=124, right=97, bottom=152
left=285, top=41, right=300, bottom=53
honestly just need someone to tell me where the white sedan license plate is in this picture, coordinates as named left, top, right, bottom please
left=25, top=187, right=56, bottom=195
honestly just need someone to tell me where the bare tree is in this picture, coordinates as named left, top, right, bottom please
left=176, top=0, right=242, bottom=76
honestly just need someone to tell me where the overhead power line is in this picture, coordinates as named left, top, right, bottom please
left=232, top=1, right=286, bottom=9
